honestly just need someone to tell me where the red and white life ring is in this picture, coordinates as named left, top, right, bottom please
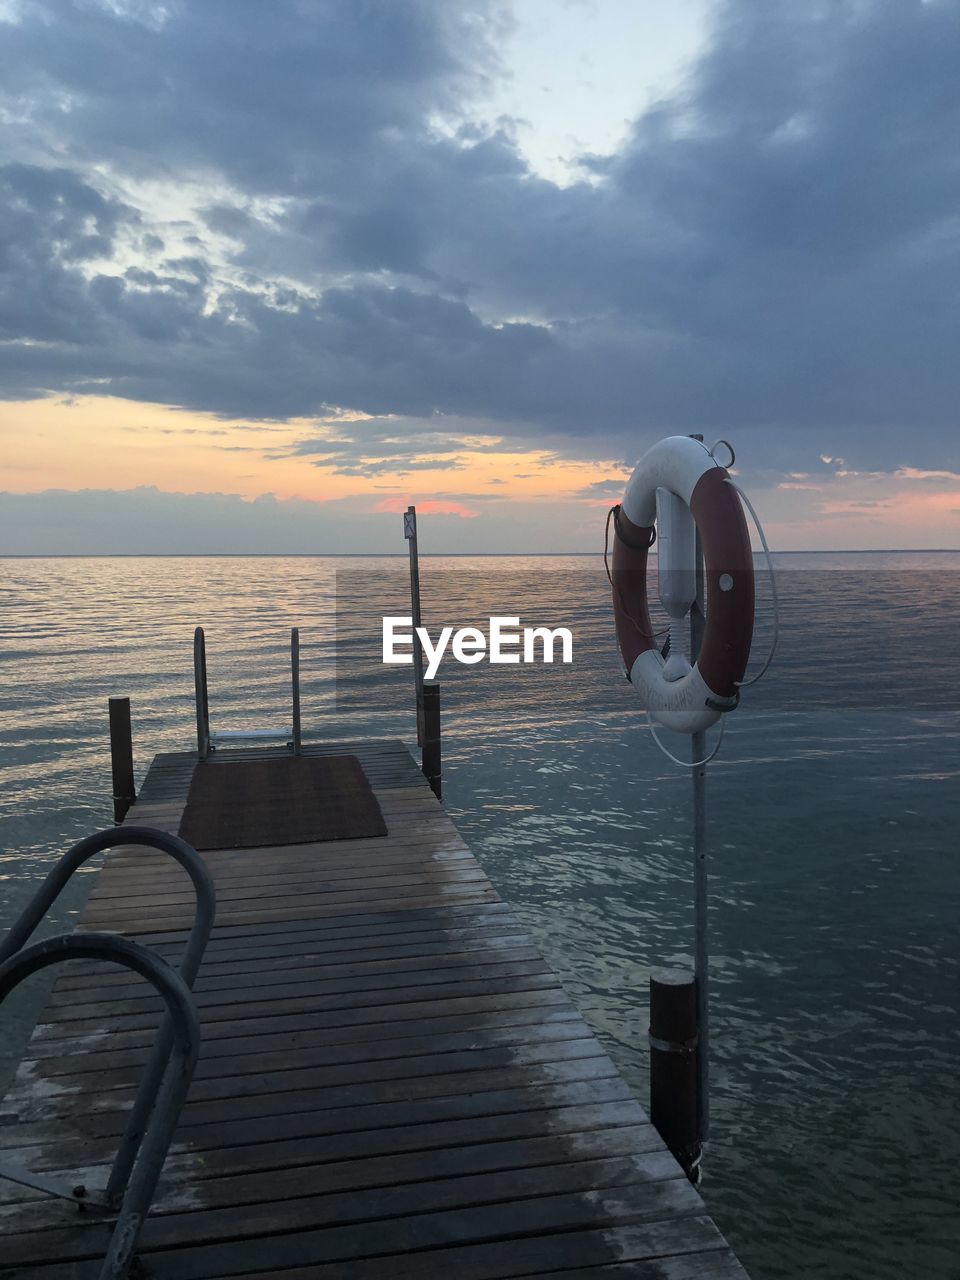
left=611, top=436, right=755, bottom=733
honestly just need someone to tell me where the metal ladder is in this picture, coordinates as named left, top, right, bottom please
left=193, top=626, right=302, bottom=758
left=0, top=826, right=215, bottom=1280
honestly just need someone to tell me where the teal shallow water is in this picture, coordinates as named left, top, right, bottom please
left=1, top=553, right=958, bottom=1280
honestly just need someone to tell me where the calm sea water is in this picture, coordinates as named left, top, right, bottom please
left=1, top=553, right=958, bottom=1280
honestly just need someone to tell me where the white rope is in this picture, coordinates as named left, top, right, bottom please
left=646, top=711, right=726, bottom=768
left=725, top=478, right=779, bottom=688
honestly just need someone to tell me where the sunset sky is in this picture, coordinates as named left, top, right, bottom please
left=2, top=0, right=959, bottom=553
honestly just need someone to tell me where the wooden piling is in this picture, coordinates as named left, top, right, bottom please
left=108, top=696, right=136, bottom=823
left=649, top=966, right=701, bottom=1181
left=291, top=627, right=302, bottom=755
left=422, top=680, right=442, bottom=800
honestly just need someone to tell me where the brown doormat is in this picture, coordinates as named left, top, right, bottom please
left=178, top=755, right=388, bottom=850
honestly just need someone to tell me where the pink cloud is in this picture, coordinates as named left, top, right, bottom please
left=373, top=497, right=478, bottom=518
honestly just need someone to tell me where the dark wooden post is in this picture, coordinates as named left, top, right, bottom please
left=194, top=626, right=210, bottom=758
left=108, top=696, right=136, bottom=823
left=291, top=627, right=302, bottom=755
left=649, top=967, right=701, bottom=1182
left=421, top=681, right=442, bottom=801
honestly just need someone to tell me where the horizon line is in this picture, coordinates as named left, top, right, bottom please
left=3, top=548, right=960, bottom=559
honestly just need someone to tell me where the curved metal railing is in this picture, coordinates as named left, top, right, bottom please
left=0, top=825, right=215, bottom=983
left=194, top=625, right=302, bottom=757
left=0, top=933, right=200, bottom=1280
left=0, top=826, right=215, bottom=1278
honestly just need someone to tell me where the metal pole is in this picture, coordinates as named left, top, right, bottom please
left=691, top=524, right=709, bottom=1143
left=108, top=697, right=136, bottom=823
left=404, top=506, right=426, bottom=745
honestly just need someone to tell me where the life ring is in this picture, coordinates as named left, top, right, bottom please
left=611, top=436, right=755, bottom=733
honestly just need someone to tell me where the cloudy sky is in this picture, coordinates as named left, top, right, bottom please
left=2, top=0, right=958, bottom=553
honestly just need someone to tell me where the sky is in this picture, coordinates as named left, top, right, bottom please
left=1, top=0, right=959, bottom=554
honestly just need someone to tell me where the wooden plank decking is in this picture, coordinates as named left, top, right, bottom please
left=0, top=740, right=748, bottom=1279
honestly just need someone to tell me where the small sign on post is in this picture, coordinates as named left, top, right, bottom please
left=404, top=505, right=426, bottom=744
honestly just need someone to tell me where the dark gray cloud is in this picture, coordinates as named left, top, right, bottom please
left=0, top=163, right=134, bottom=347
left=284, top=413, right=521, bottom=478
left=576, top=478, right=630, bottom=499
left=312, top=456, right=465, bottom=478
left=1, top=0, right=958, bottom=474
left=0, top=1, right=500, bottom=191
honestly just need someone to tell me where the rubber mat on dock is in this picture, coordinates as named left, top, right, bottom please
left=178, top=753, right=388, bottom=848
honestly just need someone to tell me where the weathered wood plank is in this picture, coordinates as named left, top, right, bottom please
left=1, top=1074, right=636, bottom=1167
left=10, top=1015, right=593, bottom=1099
left=28, top=972, right=565, bottom=1042
left=50, top=928, right=535, bottom=992
left=6, top=1038, right=608, bottom=1127
left=20, top=989, right=582, bottom=1070
left=0, top=1126, right=676, bottom=1230
left=16, top=1001, right=586, bottom=1080
left=0, top=1158, right=704, bottom=1265
left=0, top=1100, right=655, bottom=1214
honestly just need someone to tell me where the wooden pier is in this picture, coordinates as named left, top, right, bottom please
left=0, top=739, right=749, bottom=1279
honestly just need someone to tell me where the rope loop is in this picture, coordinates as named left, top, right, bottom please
left=604, top=505, right=667, bottom=649
left=612, top=504, right=657, bottom=551
left=646, top=712, right=726, bottom=768
left=710, top=439, right=736, bottom=467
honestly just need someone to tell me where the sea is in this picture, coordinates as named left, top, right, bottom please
left=1, top=552, right=958, bottom=1280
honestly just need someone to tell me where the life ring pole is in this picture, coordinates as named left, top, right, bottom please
left=690, top=514, right=710, bottom=1145
left=612, top=429, right=768, bottom=1160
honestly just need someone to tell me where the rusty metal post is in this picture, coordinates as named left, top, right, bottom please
left=108, top=697, right=136, bottom=823
left=649, top=967, right=701, bottom=1183
left=421, top=681, right=441, bottom=801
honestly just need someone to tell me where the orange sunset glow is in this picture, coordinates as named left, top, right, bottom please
left=5, top=390, right=960, bottom=553
left=1, top=394, right=628, bottom=509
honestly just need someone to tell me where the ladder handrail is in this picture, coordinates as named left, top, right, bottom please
left=193, top=625, right=303, bottom=755
left=0, top=932, right=200, bottom=1280
left=0, top=826, right=215, bottom=1207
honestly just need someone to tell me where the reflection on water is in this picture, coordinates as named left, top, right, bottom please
left=1, top=553, right=958, bottom=1280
